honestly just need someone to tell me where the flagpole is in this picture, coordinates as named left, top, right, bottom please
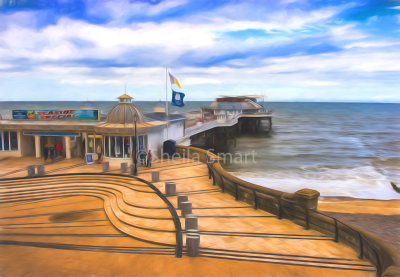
left=165, top=67, right=169, bottom=116
left=165, top=67, right=169, bottom=139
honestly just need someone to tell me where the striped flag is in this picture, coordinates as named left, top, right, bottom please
left=168, top=72, right=181, bottom=88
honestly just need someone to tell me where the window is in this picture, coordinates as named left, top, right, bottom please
left=4, top=131, right=9, bottom=150
left=86, top=134, right=103, bottom=154
left=124, top=136, right=130, bottom=158
left=110, top=136, right=115, bottom=157
left=88, top=136, right=95, bottom=153
left=138, top=135, right=146, bottom=151
left=0, top=131, right=18, bottom=151
left=10, top=132, right=18, bottom=150
left=103, top=135, right=147, bottom=158
left=105, top=136, right=109, bottom=157
left=116, top=136, right=123, bottom=158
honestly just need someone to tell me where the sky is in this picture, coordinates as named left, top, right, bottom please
left=0, top=0, right=399, bottom=102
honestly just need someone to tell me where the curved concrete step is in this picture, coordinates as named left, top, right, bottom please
left=0, top=174, right=178, bottom=246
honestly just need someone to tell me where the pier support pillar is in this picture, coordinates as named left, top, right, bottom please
left=34, top=135, right=41, bottom=159
left=64, top=136, right=71, bottom=159
left=268, top=118, right=272, bottom=132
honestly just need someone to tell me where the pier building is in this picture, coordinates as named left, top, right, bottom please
left=0, top=94, right=271, bottom=161
left=0, top=94, right=185, bottom=165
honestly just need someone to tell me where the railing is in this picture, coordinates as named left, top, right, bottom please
left=184, top=116, right=240, bottom=138
left=0, top=172, right=183, bottom=258
left=177, top=145, right=400, bottom=276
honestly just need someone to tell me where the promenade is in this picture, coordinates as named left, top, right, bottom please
left=0, top=157, right=378, bottom=276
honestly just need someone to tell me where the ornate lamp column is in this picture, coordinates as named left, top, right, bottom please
left=131, top=114, right=138, bottom=176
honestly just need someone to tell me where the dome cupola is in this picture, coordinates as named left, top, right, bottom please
left=106, top=94, right=145, bottom=124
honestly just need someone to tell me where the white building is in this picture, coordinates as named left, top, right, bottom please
left=0, top=94, right=186, bottom=166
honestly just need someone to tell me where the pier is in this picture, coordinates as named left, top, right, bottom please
left=181, top=112, right=272, bottom=150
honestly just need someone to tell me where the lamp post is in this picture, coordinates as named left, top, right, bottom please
left=132, top=114, right=138, bottom=176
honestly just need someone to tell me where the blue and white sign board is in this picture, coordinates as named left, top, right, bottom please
left=85, top=153, right=94, bottom=164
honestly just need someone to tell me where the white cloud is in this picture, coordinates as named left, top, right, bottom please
left=0, top=2, right=399, bottom=102
left=329, top=24, right=367, bottom=42
left=182, top=77, right=222, bottom=85
left=344, top=41, right=400, bottom=49
left=60, top=78, right=120, bottom=85
left=87, top=0, right=188, bottom=25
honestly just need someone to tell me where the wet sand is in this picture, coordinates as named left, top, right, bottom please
left=319, top=198, right=400, bottom=250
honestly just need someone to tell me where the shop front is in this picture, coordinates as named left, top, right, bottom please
left=0, top=94, right=182, bottom=165
left=0, top=109, right=100, bottom=160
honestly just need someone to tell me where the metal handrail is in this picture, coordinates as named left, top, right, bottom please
left=206, top=154, right=382, bottom=276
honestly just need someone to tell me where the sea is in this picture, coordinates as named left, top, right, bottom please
left=1, top=101, right=399, bottom=200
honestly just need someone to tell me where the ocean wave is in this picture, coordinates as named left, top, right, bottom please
left=230, top=166, right=400, bottom=200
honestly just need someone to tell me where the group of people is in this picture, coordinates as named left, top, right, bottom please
left=43, top=142, right=63, bottom=162
left=139, top=149, right=153, bottom=168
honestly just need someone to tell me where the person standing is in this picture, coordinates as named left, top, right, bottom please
left=43, top=144, right=49, bottom=161
left=56, top=141, right=62, bottom=157
left=147, top=149, right=152, bottom=168
left=49, top=144, right=55, bottom=162
left=96, top=144, right=102, bottom=162
left=139, top=150, right=147, bottom=166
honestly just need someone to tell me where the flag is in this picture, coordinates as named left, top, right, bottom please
left=172, top=89, right=185, bottom=107
left=168, top=72, right=181, bottom=88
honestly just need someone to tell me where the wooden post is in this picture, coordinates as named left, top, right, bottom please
left=253, top=190, right=258, bottom=210
left=186, top=231, right=200, bottom=257
left=293, top=189, right=320, bottom=210
left=102, top=162, right=109, bottom=172
left=121, top=162, right=128, bottom=173
left=235, top=183, right=239, bottom=200
left=27, top=165, right=35, bottom=177
left=151, top=171, right=160, bottom=182
left=177, top=195, right=188, bottom=209
left=304, top=206, right=310, bottom=230
left=185, top=214, right=198, bottom=230
left=358, top=232, right=364, bottom=259
left=180, top=201, right=192, bottom=216
left=334, top=219, right=339, bottom=242
left=37, top=164, right=45, bottom=176
left=165, top=182, right=176, bottom=196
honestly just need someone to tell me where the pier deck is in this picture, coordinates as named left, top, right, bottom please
left=0, top=157, right=377, bottom=276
